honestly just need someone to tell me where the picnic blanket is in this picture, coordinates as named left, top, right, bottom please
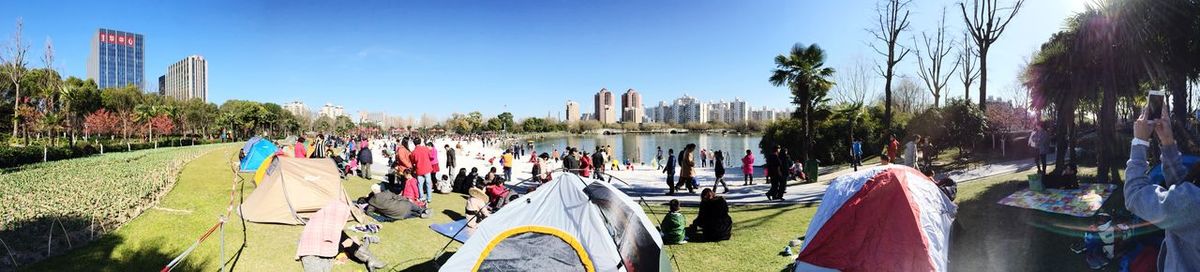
left=997, top=183, right=1116, bottom=217
left=430, top=219, right=471, bottom=243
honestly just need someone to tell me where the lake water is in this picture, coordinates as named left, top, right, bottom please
left=529, top=133, right=764, bottom=164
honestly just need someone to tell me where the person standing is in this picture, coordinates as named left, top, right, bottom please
left=904, top=136, right=919, bottom=168
left=393, top=138, right=413, bottom=179
left=563, top=148, right=580, bottom=175
left=886, top=135, right=900, bottom=165
left=765, top=145, right=785, bottom=200
left=428, top=142, right=440, bottom=178
left=410, top=138, right=434, bottom=204
left=1029, top=126, right=1050, bottom=175
left=700, top=149, right=709, bottom=168
left=1125, top=108, right=1200, bottom=271
left=444, top=144, right=456, bottom=173
left=741, top=150, right=755, bottom=186
left=502, top=149, right=514, bottom=181
left=713, top=150, right=728, bottom=193
left=851, top=138, right=863, bottom=172
left=294, top=137, right=308, bottom=158
left=679, top=144, right=698, bottom=194
left=663, top=149, right=677, bottom=195
left=580, top=151, right=593, bottom=179
left=592, top=147, right=605, bottom=178
left=358, top=140, right=374, bottom=180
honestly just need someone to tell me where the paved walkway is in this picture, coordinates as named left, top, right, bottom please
left=356, top=139, right=1051, bottom=206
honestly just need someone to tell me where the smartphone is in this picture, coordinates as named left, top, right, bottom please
left=1148, top=90, right=1165, bottom=120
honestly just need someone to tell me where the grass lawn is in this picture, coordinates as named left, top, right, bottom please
left=23, top=145, right=1120, bottom=271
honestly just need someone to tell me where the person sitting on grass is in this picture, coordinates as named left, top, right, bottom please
left=485, top=178, right=511, bottom=210
left=452, top=168, right=471, bottom=194
left=687, top=188, right=732, bottom=242
left=1126, top=107, right=1200, bottom=271
left=660, top=199, right=687, bottom=245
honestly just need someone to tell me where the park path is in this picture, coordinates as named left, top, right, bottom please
left=361, top=140, right=1050, bottom=205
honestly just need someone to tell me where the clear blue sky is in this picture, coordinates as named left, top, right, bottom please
left=2, top=0, right=1083, bottom=120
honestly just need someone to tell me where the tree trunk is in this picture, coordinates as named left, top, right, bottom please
left=1098, top=87, right=1118, bottom=183
left=933, top=93, right=941, bottom=108
left=11, top=83, right=18, bottom=138
left=884, top=71, right=894, bottom=139
left=978, top=47, right=989, bottom=111
left=1170, top=76, right=1193, bottom=153
left=1053, top=99, right=1073, bottom=171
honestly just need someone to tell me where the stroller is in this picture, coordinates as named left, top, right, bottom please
left=1070, top=212, right=1162, bottom=271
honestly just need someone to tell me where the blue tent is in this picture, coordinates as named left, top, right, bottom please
left=240, top=137, right=278, bottom=172
left=1148, top=154, right=1200, bottom=184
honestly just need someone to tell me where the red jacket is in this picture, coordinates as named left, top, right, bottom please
left=411, top=146, right=433, bottom=176
left=580, top=156, right=593, bottom=177
left=394, top=147, right=413, bottom=174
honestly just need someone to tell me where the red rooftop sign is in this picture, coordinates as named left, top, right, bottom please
left=99, top=33, right=136, bottom=46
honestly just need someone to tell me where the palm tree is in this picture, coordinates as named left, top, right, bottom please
left=770, top=43, right=836, bottom=160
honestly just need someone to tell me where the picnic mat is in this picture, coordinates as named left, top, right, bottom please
left=430, top=219, right=471, bottom=243
left=996, top=183, right=1117, bottom=217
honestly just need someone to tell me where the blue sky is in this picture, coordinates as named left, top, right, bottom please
left=2, top=0, right=1083, bottom=120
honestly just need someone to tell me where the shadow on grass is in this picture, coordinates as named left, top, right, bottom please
left=389, top=252, right=452, bottom=272
left=0, top=215, right=218, bottom=272
left=949, top=177, right=1110, bottom=272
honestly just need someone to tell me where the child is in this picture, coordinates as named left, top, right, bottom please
left=625, top=159, right=634, bottom=171
left=661, top=199, right=687, bottom=244
left=436, top=174, right=452, bottom=194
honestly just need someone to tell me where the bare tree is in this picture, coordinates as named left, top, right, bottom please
left=960, top=0, right=1025, bottom=111
left=42, top=37, right=57, bottom=144
left=1, top=18, right=29, bottom=138
left=869, top=0, right=913, bottom=133
left=833, top=57, right=875, bottom=105
left=913, top=8, right=960, bottom=108
left=893, top=75, right=929, bottom=114
left=956, top=31, right=979, bottom=101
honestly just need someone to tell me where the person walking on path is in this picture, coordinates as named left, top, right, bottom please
left=678, top=144, right=698, bottom=194
left=1126, top=108, right=1200, bottom=271
left=713, top=150, right=728, bottom=193
left=851, top=138, right=863, bottom=172
left=663, top=149, right=677, bottom=195
left=742, top=150, right=755, bottom=186
left=655, top=146, right=664, bottom=170
left=410, top=138, right=434, bottom=204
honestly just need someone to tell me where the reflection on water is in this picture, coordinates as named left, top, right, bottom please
left=530, top=133, right=764, bottom=164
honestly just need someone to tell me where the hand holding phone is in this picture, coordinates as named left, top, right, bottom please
left=1148, top=90, right=1165, bottom=120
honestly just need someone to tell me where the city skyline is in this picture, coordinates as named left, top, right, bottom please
left=3, top=1, right=1081, bottom=120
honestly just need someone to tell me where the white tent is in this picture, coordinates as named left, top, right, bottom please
left=440, top=173, right=670, bottom=272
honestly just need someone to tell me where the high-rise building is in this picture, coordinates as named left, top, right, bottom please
left=620, top=88, right=644, bottom=123
left=163, top=55, right=207, bottom=101
left=320, top=103, right=346, bottom=118
left=157, top=75, right=165, bottom=96
left=565, top=100, right=580, bottom=122
left=580, top=113, right=594, bottom=121
left=283, top=101, right=308, bottom=117
left=88, top=28, right=145, bottom=90
left=593, top=88, right=617, bottom=124
left=674, top=94, right=708, bottom=124
left=729, top=98, right=748, bottom=124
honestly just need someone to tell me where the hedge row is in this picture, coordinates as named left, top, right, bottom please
left=0, top=138, right=226, bottom=169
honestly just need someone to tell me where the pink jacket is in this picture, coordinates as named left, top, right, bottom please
left=294, top=143, right=307, bottom=158
left=741, top=155, right=755, bottom=174
left=295, top=201, right=351, bottom=259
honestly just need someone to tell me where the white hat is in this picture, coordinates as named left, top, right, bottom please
left=371, top=183, right=383, bottom=194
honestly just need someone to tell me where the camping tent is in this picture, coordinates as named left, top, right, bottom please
left=240, top=137, right=278, bottom=172
left=239, top=156, right=362, bottom=225
left=794, top=165, right=957, bottom=272
left=440, top=173, right=670, bottom=272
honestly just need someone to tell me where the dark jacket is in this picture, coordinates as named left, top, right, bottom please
left=693, top=196, right=732, bottom=241
left=563, top=154, right=581, bottom=173
left=368, top=190, right=417, bottom=219
left=663, top=154, right=677, bottom=174
left=765, top=152, right=783, bottom=178
left=446, top=148, right=456, bottom=166
left=358, top=147, right=374, bottom=164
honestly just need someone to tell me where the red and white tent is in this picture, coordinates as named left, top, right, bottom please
left=794, top=165, right=957, bottom=272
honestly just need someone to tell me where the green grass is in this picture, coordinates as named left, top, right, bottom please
left=20, top=145, right=1118, bottom=271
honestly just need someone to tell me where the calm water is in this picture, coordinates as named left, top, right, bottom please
left=529, top=133, right=764, bottom=164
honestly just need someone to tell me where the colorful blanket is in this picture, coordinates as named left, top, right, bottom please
left=996, top=183, right=1116, bottom=217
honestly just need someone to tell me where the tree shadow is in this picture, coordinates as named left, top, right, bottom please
left=0, top=215, right=213, bottom=272
left=390, top=251, right=452, bottom=272
left=948, top=176, right=1112, bottom=272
